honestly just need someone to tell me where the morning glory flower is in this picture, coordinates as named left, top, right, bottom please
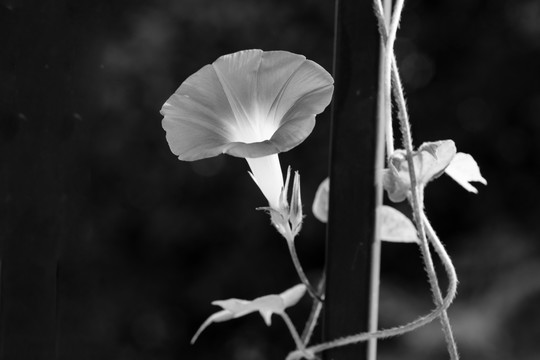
left=161, top=49, right=334, bottom=209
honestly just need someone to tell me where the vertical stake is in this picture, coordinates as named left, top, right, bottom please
left=323, top=0, right=383, bottom=358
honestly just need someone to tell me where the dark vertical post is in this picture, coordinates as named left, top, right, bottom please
left=323, top=0, right=381, bottom=358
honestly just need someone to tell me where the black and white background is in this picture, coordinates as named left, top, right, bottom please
left=1, top=0, right=540, bottom=359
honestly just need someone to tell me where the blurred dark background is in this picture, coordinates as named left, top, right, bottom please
left=1, top=0, right=539, bottom=359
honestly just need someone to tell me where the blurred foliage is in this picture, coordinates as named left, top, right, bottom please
left=1, top=0, right=540, bottom=359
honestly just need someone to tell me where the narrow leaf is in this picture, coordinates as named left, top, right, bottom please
left=212, top=298, right=252, bottom=315
left=191, top=310, right=234, bottom=344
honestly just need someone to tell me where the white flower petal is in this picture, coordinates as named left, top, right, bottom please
left=212, top=50, right=269, bottom=143
left=223, top=140, right=280, bottom=158
left=162, top=49, right=334, bottom=161
left=269, top=68, right=334, bottom=154
left=161, top=63, right=238, bottom=161
left=246, top=154, right=284, bottom=209
left=255, top=51, right=309, bottom=131
left=269, top=59, right=334, bottom=125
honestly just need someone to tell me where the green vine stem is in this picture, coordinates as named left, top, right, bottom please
left=285, top=230, right=322, bottom=302
left=288, top=2, right=461, bottom=358
left=378, top=3, right=394, bottom=158
left=390, top=32, right=460, bottom=360
left=301, top=275, right=326, bottom=344
left=369, top=1, right=398, bottom=358
left=286, top=244, right=458, bottom=360
left=392, top=40, right=460, bottom=360
left=374, top=0, right=460, bottom=358
left=422, top=212, right=457, bottom=287
left=407, top=187, right=459, bottom=360
left=287, top=209, right=460, bottom=360
left=281, top=312, right=315, bottom=360
left=370, top=30, right=386, bottom=360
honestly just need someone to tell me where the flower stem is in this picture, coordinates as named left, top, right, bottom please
left=374, top=0, right=459, bottom=358
left=391, top=36, right=460, bottom=360
left=301, top=275, right=326, bottom=344
left=287, top=224, right=459, bottom=359
left=286, top=238, right=322, bottom=302
left=372, top=12, right=388, bottom=359
left=393, top=41, right=460, bottom=360
left=408, top=189, right=459, bottom=360
left=421, top=211, right=459, bottom=356
left=281, top=312, right=315, bottom=360
left=286, top=251, right=457, bottom=360
left=422, top=213, right=457, bottom=291
left=368, top=1, right=401, bottom=358
left=367, top=238, right=382, bottom=360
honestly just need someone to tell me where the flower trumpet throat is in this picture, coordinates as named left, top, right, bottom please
left=247, top=154, right=284, bottom=210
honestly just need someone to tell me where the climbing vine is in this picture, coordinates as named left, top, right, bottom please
left=160, top=1, right=486, bottom=359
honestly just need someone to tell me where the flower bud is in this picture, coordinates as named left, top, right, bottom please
left=279, top=166, right=292, bottom=211
left=289, top=171, right=303, bottom=237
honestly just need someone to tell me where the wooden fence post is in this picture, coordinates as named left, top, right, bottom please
left=323, top=0, right=382, bottom=358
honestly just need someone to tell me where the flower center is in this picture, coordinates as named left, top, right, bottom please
left=229, top=107, right=279, bottom=144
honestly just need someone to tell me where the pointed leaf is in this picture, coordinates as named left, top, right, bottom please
left=259, top=309, right=275, bottom=326
left=445, top=152, right=487, bottom=193
left=212, top=298, right=252, bottom=315
left=191, top=310, right=234, bottom=344
left=379, top=206, right=419, bottom=243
